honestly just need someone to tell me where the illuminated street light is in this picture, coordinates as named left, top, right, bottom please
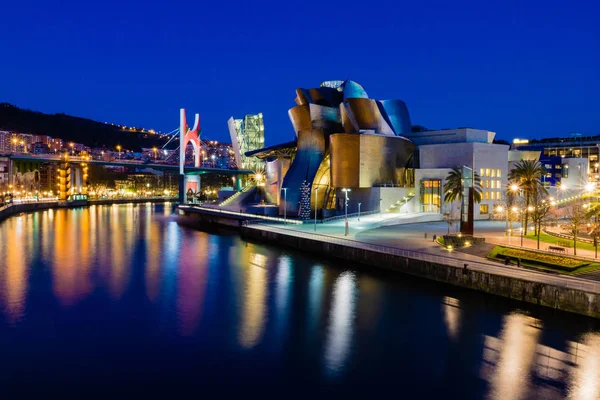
left=314, top=187, right=319, bottom=232
left=342, top=188, right=351, bottom=236
left=116, top=145, right=121, bottom=160
left=586, top=182, right=595, bottom=192
left=282, top=187, right=287, bottom=225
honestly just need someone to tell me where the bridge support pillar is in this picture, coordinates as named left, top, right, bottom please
left=178, top=174, right=185, bottom=204
left=179, top=174, right=201, bottom=204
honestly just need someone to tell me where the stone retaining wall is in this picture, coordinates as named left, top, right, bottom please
left=242, top=226, right=600, bottom=319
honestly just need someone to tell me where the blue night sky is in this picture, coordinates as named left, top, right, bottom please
left=1, top=0, right=599, bottom=145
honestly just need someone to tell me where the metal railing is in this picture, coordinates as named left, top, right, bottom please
left=322, top=209, right=380, bottom=223
left=180, top=204, right=303, bottom=225
left=245, top=224, right=600, bottom=294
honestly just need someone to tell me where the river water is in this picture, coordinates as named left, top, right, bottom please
left=0, top=203, right=599, bottom=397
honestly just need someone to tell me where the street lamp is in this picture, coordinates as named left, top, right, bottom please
left=153, top=147, right=157, bottom=160
left=314, top=187, right=319, bottom=232
left=358, top=202, right=361, bottom=221
left=282, top=187, right=287, bottom=225
left=116, top=145, right=121, bottom=160
left=342, top=188, right=351, bottom=236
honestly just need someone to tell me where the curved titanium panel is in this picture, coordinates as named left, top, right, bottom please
left=288, top=105, right=312, bottom=135
left=378, top=99, right=412, bottom=135
left=341, top=80, right=369, bottom=99
left=294, top=89, right=309, bottom=106
left=279, top=129, right=326, bottom=216
left=330, top=134, right=360, bottom=188
left=309, top=104, right=342, bottom=132
left=340, top=102, right=359, bottom=133
left=345, top=98, right=394, bottom=135
left=330, top=134, right=415, bottom=188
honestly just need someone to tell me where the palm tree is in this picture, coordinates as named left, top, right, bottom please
left=508, top=160, right=547, bottom=236
left=444, top=166, right=483, bottom=203
left=444, top=167, right=482, bottom=233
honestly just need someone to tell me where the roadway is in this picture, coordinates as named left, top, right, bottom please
left=4, top=152, right=252, bottom=175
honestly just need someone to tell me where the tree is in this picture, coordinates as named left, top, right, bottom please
left=443, top=167, right=483, bottom=203
left=502, top=184, right=520, bottom=235
left=585, top=192, right=600, bottom=257
left=564, top=201, right=588, bottom=256
left=508, top=160, right=547, bottom=237
left=530, top=191, right=552, bottom=249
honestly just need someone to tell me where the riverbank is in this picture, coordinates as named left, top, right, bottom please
left=0, top=197, right=177, bottom=222
left=240, top=223, right=600, bottom=319
left=177, top=206, right=600, bottom=319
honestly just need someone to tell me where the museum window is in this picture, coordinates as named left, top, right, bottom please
left=497, top=169, right=501, bottom=177
left=485, top=180, right=489, bottom=188
left=485, top=191, right=490, bottom=200
left=420, top=179, right=441, bottom=213
left=485, top=168, right=490, bottom=177
left=480, top=168, right=484, bottom=177
left=480, top=204, right=489, bottom=214
left=491, top=169, right=496, bottom=178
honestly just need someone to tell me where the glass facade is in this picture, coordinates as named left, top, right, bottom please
left=420, top=179, right=441, bottom=213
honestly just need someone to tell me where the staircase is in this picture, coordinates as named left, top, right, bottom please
left=220, top=183, right=256, bottom=207
left=385, top=192, right=415, bottom=213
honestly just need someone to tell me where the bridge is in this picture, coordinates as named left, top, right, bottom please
left=2, top=108, right=256, bottom=203
left=6, top=152, right=252, bottom=176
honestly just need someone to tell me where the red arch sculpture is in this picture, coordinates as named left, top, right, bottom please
left=179, top=108, right=201, bottom=174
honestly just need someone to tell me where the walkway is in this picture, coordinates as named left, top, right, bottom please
left=249, top=218, right=600, bottom=294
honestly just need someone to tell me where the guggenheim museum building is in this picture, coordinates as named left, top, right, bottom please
left=243, top=80, right=509, bottom=220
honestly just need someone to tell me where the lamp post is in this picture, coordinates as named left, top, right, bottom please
left=116, top=145, right=121, bottom=160
left=521, top=208, right=525, bottom=247
left=314, top=187, right=318, bottom=232
left=379, top=198, right=382, bottom=219
left=358, top=202, right=361, bottom=221
left=153, top=147, right=157, bottom=160
left=282, top=187, right=287, bottom=225
left=342, top=188, right=351, bottom=236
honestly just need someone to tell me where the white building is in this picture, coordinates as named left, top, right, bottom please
left=405, top=128, right=509, bottom=220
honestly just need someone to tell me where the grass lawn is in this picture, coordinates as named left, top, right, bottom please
left=525, top=232, right=599, bottom=253
left=487, top=245, right=600, bottom=275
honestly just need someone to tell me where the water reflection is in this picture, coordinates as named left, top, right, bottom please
left=1, top=204, right=600, bottom=394
left=306, top=265, right=324, bottom=340
left=442, top=296, right=461, bottom=341
left=177, top=233, right=209, bottom=336
left=568, top=333, right=600, bottom=400
left=51, top=209, right=93, bottom=306
left=324, top=271, right=356, bottom=375
left=238, top=252, right=269, bottom=348
left=0, top=216, right=29, bottom=323
left=273, top=255, right=293, bottom=348
left=482, top=313, right=542, bottom=399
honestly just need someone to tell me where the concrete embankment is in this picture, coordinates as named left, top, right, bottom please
left=241, top=225, right=600, bottom=320
left=0, top=197, right=177, bottom=222
left=0, top=202, right=58, bottom=222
